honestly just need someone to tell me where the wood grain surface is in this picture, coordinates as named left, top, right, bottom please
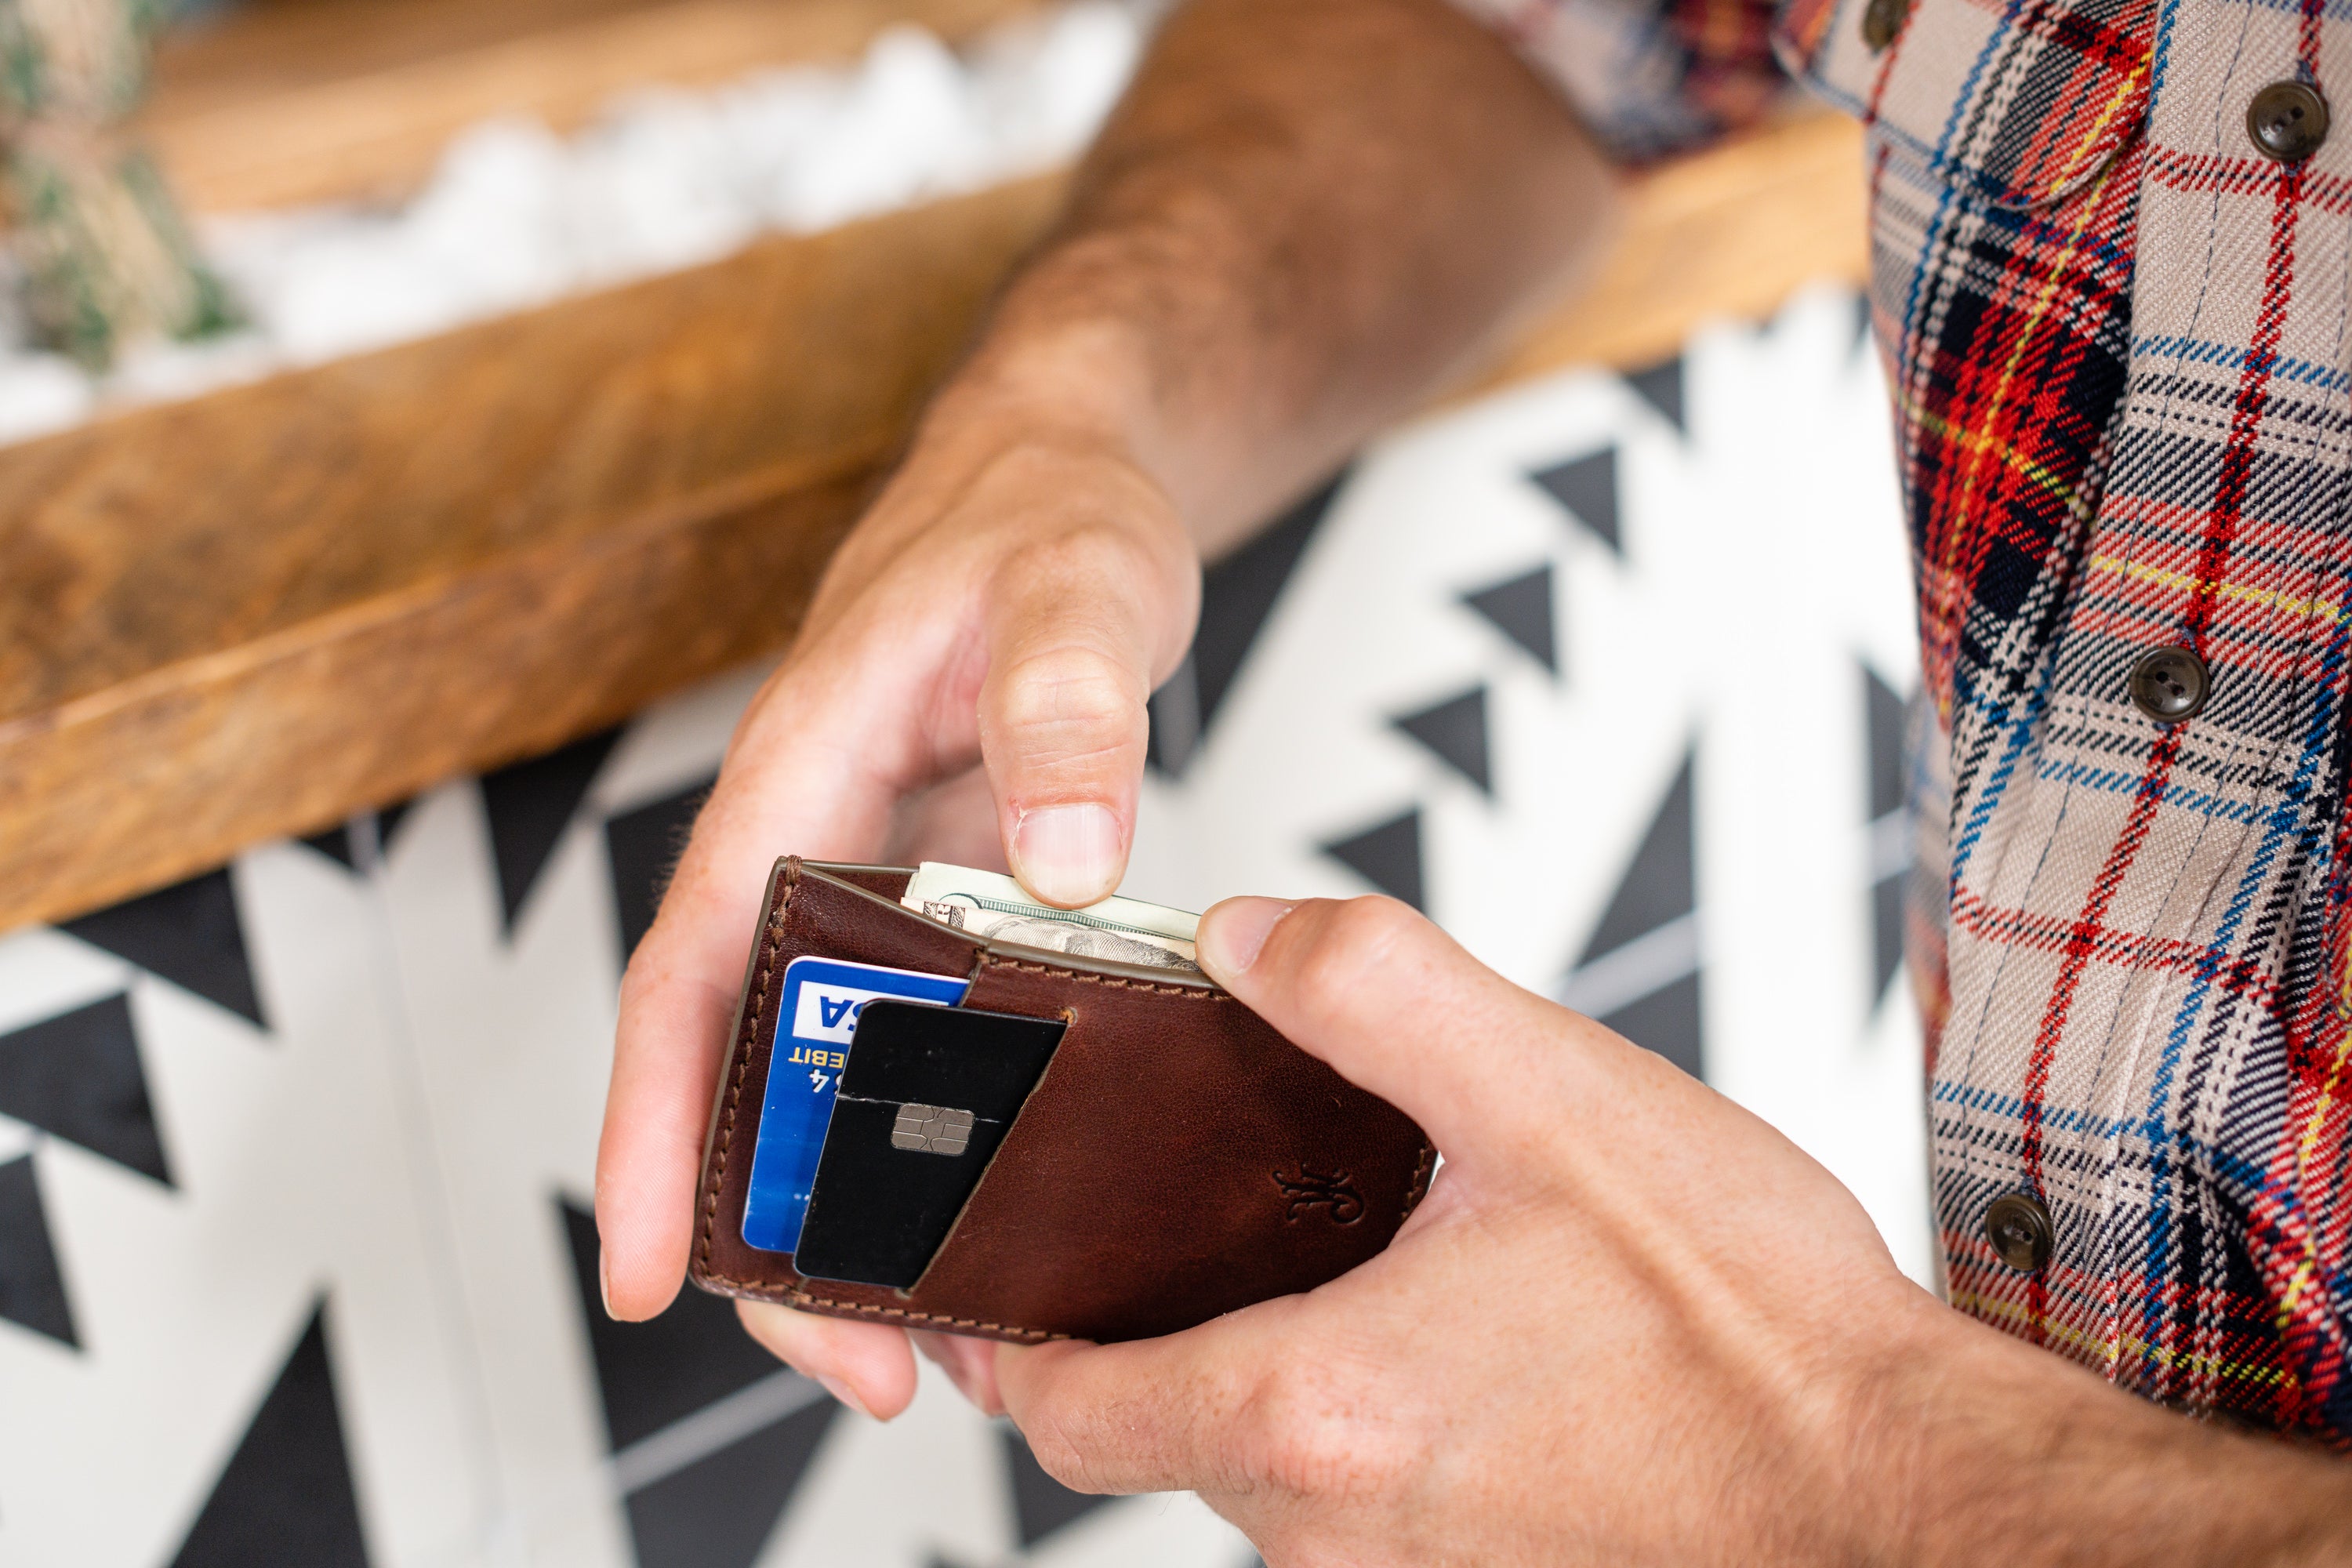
left=0, top=175, right=1065, bottom=930
left=140, top=0, right=1042, bottom=211
left=0, top=110, right=1866, bottom=931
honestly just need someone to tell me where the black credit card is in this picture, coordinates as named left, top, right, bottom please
left=792, top=1000, right=1066, bottom=1289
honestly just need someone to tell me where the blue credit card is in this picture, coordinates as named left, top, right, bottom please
left=740, top=956, right=971, bottom=1254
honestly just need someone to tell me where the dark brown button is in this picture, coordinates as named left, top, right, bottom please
left=2249, top=81, right=2330, bottom=162
left=1984, top=1193, right=2054, bottom=1272
left=1862, top=0, right=1911, bottom=50
left=2129, top=646, right=2210, bottom=723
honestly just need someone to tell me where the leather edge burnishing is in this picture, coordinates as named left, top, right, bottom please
left=688, top=855, right=798, bottom=1299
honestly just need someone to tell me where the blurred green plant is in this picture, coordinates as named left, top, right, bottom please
left=0, top=0, right=239, bottom=368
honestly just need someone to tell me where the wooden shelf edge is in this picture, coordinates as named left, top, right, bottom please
left=0, top=113, right=1865, bottom=932
left=0, top=475, right=872, bottom=929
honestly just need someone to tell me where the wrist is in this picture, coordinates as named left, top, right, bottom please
left=1825, top=1290, right=1985, bottom=1568
left=920, top=317, right=1165, bottom=488
left=809, top=311, right=1198, bottom=639
left=1832, top=1291, right=2352, bottom=1568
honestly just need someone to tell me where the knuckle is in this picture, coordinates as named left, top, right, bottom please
left=1009, top=514, right=1163, bottom=593
left=1288, top=898, right=1418, bottom=1025
left=1233, top=1361, right=1401, bottom=1503
left=989, top=644, right=1149, bottom=767
left=1014, top=1411, right=1112, bottom=1496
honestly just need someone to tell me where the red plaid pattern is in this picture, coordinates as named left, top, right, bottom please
left=1462, top=0, right=2352, bottom=1443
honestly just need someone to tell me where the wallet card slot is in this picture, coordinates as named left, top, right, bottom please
left=792, top=1000, right=1067, bottom=1289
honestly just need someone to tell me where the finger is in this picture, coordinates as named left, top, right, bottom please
left=737, top=1300, right=920, bottom=1420
left=1194, top=895, right=1604, bottom=1161
left=597, top=647, right=951, bottom=1321
left=979, top=503, right=1196, bottom=909
left=996, top=1324, right=1259, bottom=1497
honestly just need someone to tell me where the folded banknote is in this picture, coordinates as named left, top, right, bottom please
left=901, top=862, right=1199, bottom=971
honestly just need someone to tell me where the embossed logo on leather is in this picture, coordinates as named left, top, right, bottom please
left=891, top=1103, right=975, bottom=1156
left=1273, top=1166, right=1363, bottom=1224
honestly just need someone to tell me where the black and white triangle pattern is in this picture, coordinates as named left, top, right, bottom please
left=0, top=288, right=1920, bottom=1567
left=0, top=668, right=1244, bottom=1567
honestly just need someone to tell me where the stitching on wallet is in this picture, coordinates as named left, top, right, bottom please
left=701, top=1272, right=1064, bottom=1340
left=1401, top=1140, right=1436, bottom=1218
left=696, top=873, right=797, bottom=1278
left=988, top=956, right=1225, bottom=998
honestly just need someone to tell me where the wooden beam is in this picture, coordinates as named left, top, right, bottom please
left=140, top=0, right=1043, bottom=212
left=0, top=109, right=1866, bottom=932
left=0, top=174, right=1066, bottom=931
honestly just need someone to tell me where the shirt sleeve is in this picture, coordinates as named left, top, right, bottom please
left=1447, top=0, right=1789, bottom=162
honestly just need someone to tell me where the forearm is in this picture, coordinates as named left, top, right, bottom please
left=1866, top=1299, right=2352, bottom=1567
left=925, top=0, right=1614, bottom=555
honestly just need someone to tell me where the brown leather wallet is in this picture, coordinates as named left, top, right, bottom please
left=688, top=858, right=1434, bottom=1343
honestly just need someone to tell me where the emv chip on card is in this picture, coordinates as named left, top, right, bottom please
left=740, top=956, right=970, bottom=1254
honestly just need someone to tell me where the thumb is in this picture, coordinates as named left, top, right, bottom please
left=979, top=521, right=1194, bottom=908
left=1194, top=895, right=1601, bottom=1166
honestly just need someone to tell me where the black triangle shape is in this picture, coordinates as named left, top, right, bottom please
left=1392, top=687, right=1492, bottom=796
left=299, top=826, right=357, bottom=870
left=1461, top=564, right=1557, bottom=676
left=603, top=779, right=715, bottom=966
left=559, top=1198, right=782, bottom=1451
left=1321, top=809, right=1425, bottom=910
left=1852, top=290, right=1874, bottom=358
left=1625, top=356, right=1686, bottom=434
left=170, top=1302, right=369, bottom=1568
left=1145, top=652, right=1204, bottom=775
left=1198, top=470, right=1348, bottom=728
left=1864, top=664, right=1909, bottom=823
left=481, top=728, right=622, bottom=934
left=0, top=993, right=170, bottom=1186
left=1871, top=873, right=1905, bottom=1013
left=374, top=796, right=419, bottom=854
left=1003, top=1426, right=1113, bottom=1548
left=1576, top=752, right=1696, bottom=965
left=0, top=1154, right=78, bottom=1348
left=1597, top=971, right=1704, bottom=1080
left=1528, top=448, right=1620, bottom=555
left=624, top=1396, right=839, bottom=1568
left=303, top=800, right=423, bottom=871
left=62, top=869, right=266, bottom=1029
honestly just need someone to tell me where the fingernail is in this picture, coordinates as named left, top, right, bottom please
left=1012, top=803, right=1123, bottom=907
left=817, top=1374, right=872, bottom=1419
left=1199, top=897, right=1295, bottom=977
left=598, top=1251, right=615, bottom=1320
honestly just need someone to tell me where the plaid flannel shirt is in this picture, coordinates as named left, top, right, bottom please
left=1458, top=0, right=2352, bottom=1444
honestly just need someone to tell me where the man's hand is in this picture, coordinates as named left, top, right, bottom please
left=596, top=0, right=1612, bottom=1413
left=595, top=383, right=1198, bottom=1322
left=995, top=897, right=2352, bottom=1566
